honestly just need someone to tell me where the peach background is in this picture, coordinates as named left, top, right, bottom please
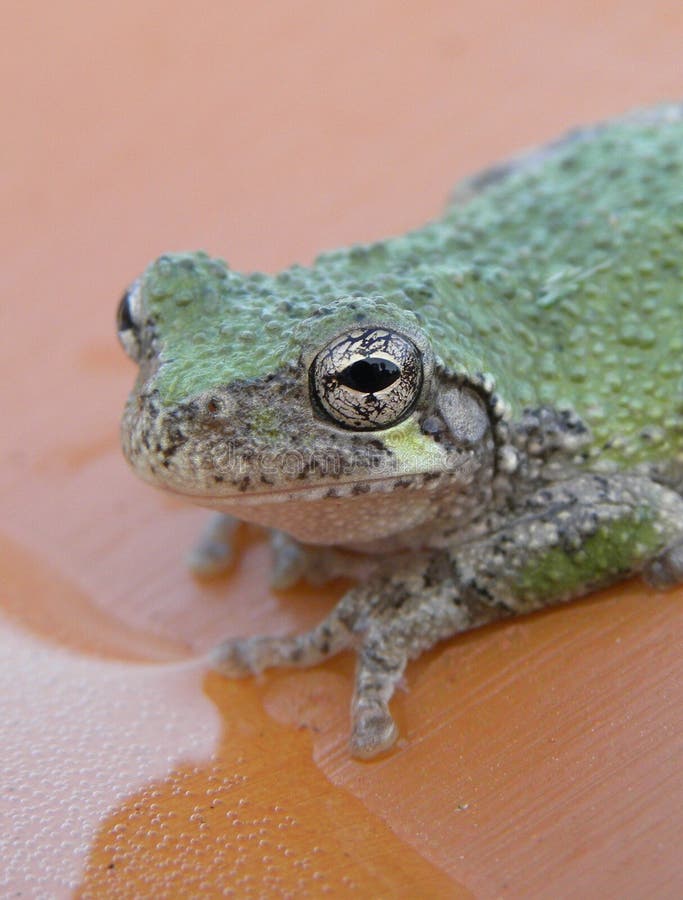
left=2, top=2, right=682, bottom=896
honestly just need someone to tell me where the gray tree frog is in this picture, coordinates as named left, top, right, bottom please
left=118, top=105, right=683, bottom=758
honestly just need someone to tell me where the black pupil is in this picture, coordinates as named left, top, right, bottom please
left=338, top=357, right=401, bottom=393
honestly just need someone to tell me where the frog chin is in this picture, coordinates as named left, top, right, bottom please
left=186, top=478, right=456, bottom=545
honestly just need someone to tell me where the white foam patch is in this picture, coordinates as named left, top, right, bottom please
left=0, top=622, right=219, bottom=897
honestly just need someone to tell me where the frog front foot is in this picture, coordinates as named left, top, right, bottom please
left=209, top=552, right=499, bottom=758
left=268, top=530, right=375, bottom=589
left=186, top=513, right=240, bottom=577
left=209, top=607, right=406, bottom=756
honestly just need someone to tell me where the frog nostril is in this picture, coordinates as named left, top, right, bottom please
left=199, top=393, right=238, bottom=424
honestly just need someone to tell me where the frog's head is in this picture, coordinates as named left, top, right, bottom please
left=118, top=252, right=501, bottom=545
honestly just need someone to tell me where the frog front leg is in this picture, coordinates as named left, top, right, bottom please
left=209, top=555, right=485, bottom=758
left=208, top=551, right=511, bottom=757
left=188, top=513, right=375, bottom=587
left=210, top=473, right=683, bottom=759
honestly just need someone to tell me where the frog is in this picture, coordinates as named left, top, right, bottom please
left=118, top=104, right=683, bottom=759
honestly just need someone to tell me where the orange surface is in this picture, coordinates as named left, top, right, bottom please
left=2, top=2, right=683, bottom=897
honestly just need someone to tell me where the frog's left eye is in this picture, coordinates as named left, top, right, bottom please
left=116, top=281, right=143, bottom=362
left=310, top=327, right=423, bottom=430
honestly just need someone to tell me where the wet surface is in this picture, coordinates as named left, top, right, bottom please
left=2, top=1, right=683, bottom=895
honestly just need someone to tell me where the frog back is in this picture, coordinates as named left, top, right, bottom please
left=378, top=105, right=683, bottom=468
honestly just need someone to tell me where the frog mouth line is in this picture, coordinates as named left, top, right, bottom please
left=161, top=470, right=448, bottom=505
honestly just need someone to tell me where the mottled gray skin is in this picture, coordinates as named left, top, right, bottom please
left=119, top=106, right=683, bottom=758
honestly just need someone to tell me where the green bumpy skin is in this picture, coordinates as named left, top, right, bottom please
left=514, top=509, right=660, bottom=600
left=120, top=105, right=683, bottom=759
left=144, top=110, right=683, bottom=466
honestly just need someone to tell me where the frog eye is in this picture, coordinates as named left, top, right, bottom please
left=116, top=281, right=142, bottom=361
left=310, top=327, right=423, bottom=430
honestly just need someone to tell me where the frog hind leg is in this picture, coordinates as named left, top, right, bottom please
left=462, top=473, right=683, bottom=613
left=643, top=541, right=683, bottom=588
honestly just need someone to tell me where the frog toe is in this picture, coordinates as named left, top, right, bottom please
left=209, top=637, right=266, bottom=677
left=350, top=710, right=399, bottom=760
